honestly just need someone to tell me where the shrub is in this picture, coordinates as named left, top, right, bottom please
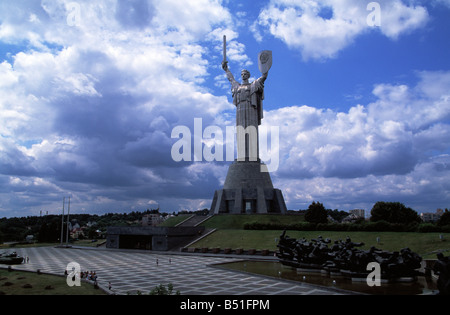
left=244, top=222, right=318, bottom=231
left=405, top=221, right=420, bottom=232
left=316, top=223, right=347, bottom=231
left=243, top=219, right=448, bottom=233
left=292, top=222, right=317, bottom=231
left=244, top=222, right=281, bottom=230
left=418, top=223, right=440, bottom=233
left=345, top=223, right=361, bottom=231
left=316, top=223, right=328, bottom=231
left=363, top=220, right=392, bottom=232
left=149, top=283, right=180, bottom=295
left=437, top=211, right=450, bottom=226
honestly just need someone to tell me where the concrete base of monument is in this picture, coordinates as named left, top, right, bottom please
left=209, top=160, right=287, bottom=215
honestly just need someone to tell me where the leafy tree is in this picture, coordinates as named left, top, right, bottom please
left=149, top=283, right=180, bottom=295
left=370, top=202, right=421, bottom=224
left=38, top=220, right=62, bottom=242
left=87, top=227, right=99, bottom=239
left=38, top=223, right=50, bottom=242
left=437, top=209, right=450, bottom=226
left=326, top=209, right=349, bottom=222
left=305, top=201, right=328, bottom=224
left=0, top=210, right=162, bottom=242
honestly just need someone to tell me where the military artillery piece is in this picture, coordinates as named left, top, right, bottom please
left=0, top=251, right=24, bottom=265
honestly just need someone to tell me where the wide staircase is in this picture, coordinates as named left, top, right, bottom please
left=172, top=215, right=216, bottom=251
left=176, top=215, right=212, bottom=227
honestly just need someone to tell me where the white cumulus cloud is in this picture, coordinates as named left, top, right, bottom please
left=253, top=0, right=429, bottom=60
left=265, top=70, right=450, bottom=211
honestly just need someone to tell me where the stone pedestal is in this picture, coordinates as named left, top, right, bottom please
left=210, top=161, right=287, bottom=215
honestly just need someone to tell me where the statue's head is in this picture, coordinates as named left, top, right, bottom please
left=241, top=69, right=250, bottom=81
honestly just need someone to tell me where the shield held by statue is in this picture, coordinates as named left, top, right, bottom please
left=258, top=50, right=272, bottom=74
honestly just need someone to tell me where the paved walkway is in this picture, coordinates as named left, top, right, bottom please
left=4, top=247, right=340, bottom=295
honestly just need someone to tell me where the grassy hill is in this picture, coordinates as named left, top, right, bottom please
left=158, top=214, right=192, bottom=227
left=0, top=269, right=106, bottom=295
left=201, top=214, right=305, bottom=229
left=160, top=214, right=305, bottom=229
left=185, top=215, right=449, bottom=259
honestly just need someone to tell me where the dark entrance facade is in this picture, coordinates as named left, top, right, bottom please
left=117, top=234, right=153, bottom=250
left=106, top=226, right=205, bottom=251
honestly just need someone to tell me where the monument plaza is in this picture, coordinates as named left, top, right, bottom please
left=7, top=246, right=339, bottom=295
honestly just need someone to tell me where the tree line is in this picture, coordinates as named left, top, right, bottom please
left=0, top=209, right=163, bottom=243
left=245, top=201, right=450, bottom=232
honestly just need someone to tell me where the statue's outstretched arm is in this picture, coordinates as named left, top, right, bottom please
left=259, top=72, right=268, bottom=82
left=222, top=62, right=238, bottom=86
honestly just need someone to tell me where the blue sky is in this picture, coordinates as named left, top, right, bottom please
left=0, top=0, right=450, bottom=217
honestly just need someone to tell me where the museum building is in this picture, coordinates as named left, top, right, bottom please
left=106, top=226, right=205, bottom=251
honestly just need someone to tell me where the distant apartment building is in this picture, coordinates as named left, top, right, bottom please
left=342, top=209, right=366, bottom=223
left=349, top=209, right=365, bottom=219
left=142, top=214, right=164, bottom=226
left=420, top=209, right=444, bottom=223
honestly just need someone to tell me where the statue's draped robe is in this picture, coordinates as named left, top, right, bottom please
left=226, top=70, right=266, bottom=128
left=225, top=70, right=267, bottom=161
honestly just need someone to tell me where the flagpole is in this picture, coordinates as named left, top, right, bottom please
left=60, top=197, right=65, bottom=246
left=66, top=196, right=70, bottom=246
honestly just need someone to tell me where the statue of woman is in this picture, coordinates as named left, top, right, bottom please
left=222, top=61, right=267, bottom=128
left=222, top=61, right=268, bottom=161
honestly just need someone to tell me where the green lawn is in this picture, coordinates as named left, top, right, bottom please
left=201, top=214, right=305, bottom=229
left=0, top=269, right=107, bottom=295
left=157, top=214, right=306, bottom=229
left=190, top=229, right=450, bottom=259
left=186, top=215, right=449, bottom=259
left=158, top=214, right=192, bottom=227
left=0, top=242, right=59, bottom=249
left=0, top=239, right=105, bottom=249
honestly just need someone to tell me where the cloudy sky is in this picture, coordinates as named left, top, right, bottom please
left=1, top=0, right=449, bottom=217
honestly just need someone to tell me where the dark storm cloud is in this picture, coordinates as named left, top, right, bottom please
left=0, top=137, right=37, bottom=177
